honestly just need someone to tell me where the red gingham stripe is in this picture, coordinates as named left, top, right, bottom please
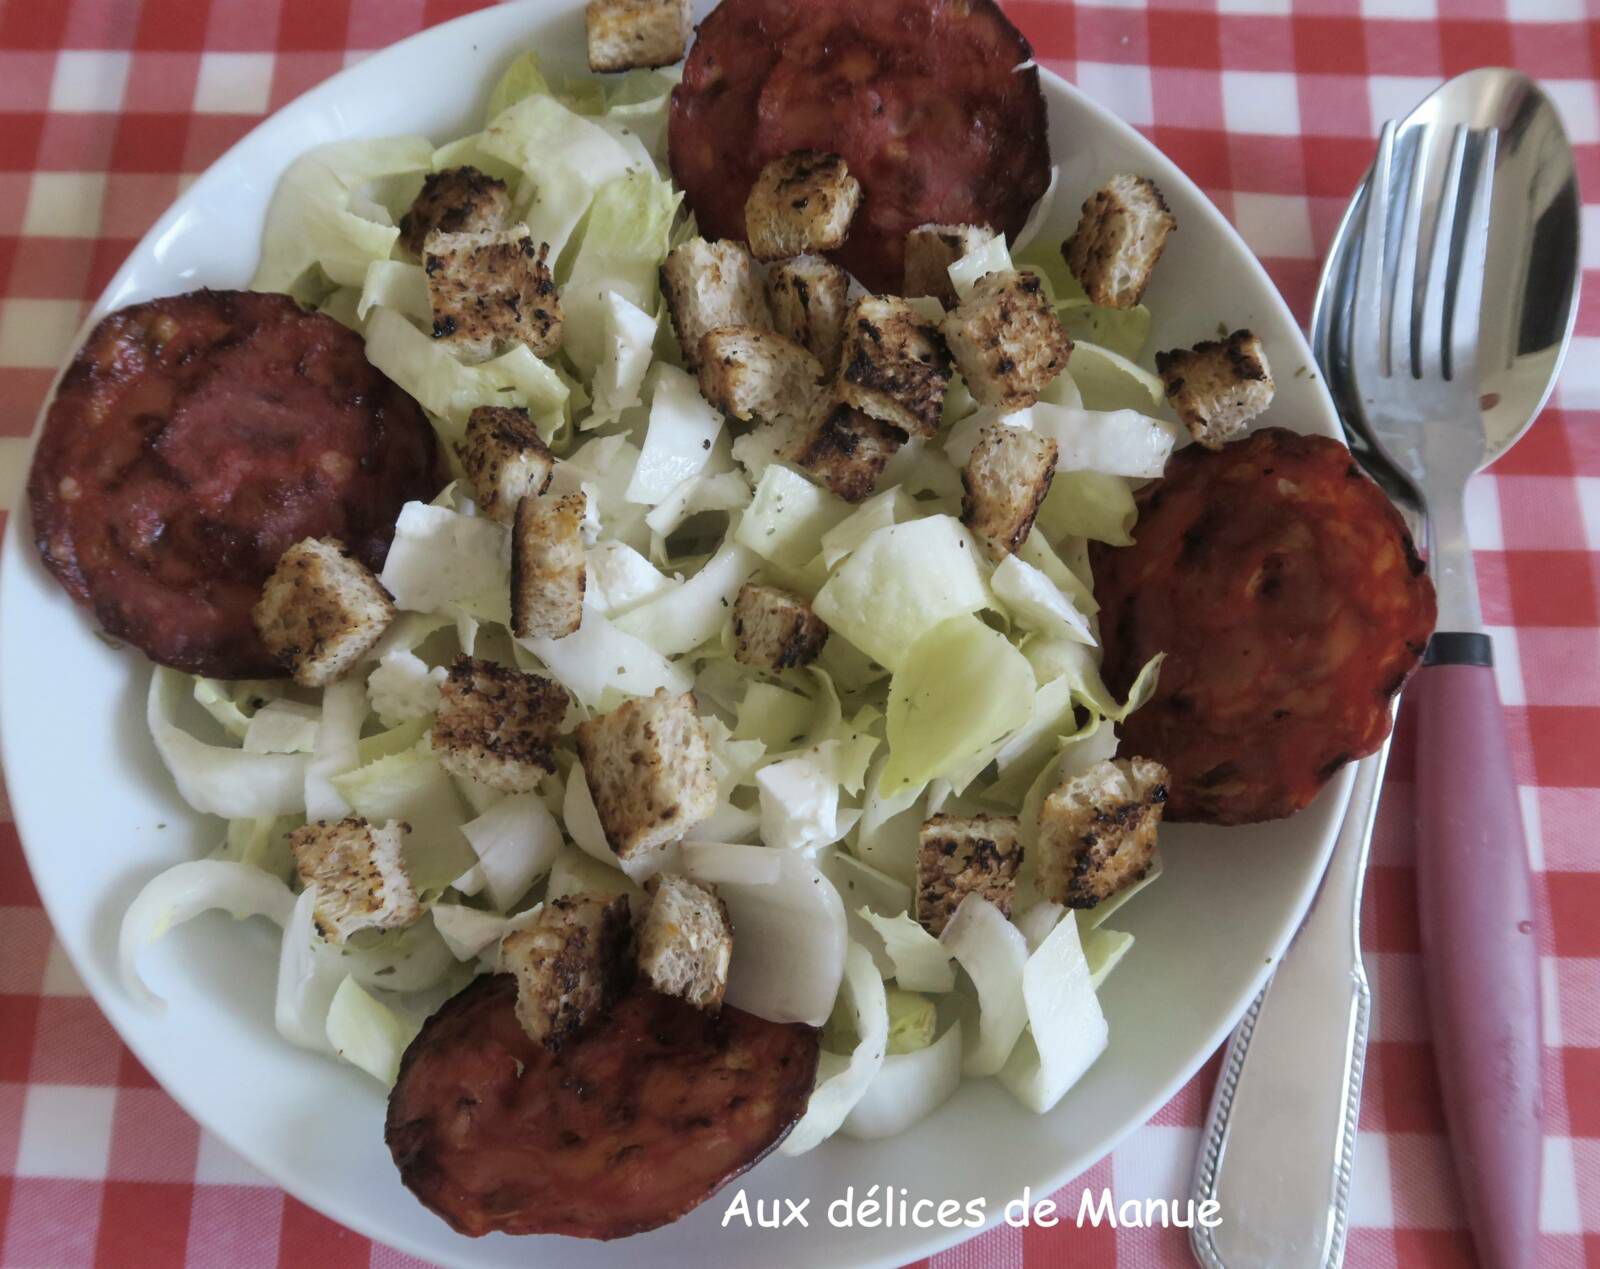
left=3, top=0, right=1600, bottom=1265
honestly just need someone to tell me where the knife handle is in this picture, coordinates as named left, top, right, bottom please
left=1414, top=633, right=1542, bottom=1269
left=1190, top=744, right=1388, bottom=1269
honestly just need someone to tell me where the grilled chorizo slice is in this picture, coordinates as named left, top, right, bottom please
left=27, top=290, right=443, bottom=678
left=386, top=974, right=820, bottom=1240
left=1092, top=427, right=1436, bottom=824
left=668, top=0, right=1052, bottom=294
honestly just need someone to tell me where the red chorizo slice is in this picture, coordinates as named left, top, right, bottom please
left=668, top=0, right=1051, bottom=294
left=27, top=290, right=443, bottom=679
left=1091, top=428, right=1436, bottom=825
left=385, top=974, right=821, bottom=1240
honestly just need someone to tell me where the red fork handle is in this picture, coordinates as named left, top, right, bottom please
left=1413, top=632, right=1543, bottom=1269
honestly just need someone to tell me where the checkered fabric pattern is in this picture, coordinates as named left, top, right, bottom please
left=0, top=0, right=1597, bottom=1264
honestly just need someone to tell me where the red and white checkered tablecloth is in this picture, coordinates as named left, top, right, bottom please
left=1, top=0, right=1597, bottom=1265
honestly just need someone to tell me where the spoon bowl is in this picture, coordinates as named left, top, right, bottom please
left=1314, top=68, right=1580, bottom=482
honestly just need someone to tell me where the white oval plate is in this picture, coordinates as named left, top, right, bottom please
left=0, top=3, right=1351, bottom=1265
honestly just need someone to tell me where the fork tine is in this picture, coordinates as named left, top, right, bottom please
left=1354, top=121, right=1398, bottom=382
left=1418, top=126, right=1469, bottom=384
left=1447, top=127, right=1497, bottom=383
left=1389, top=125, right=1432, bottom=381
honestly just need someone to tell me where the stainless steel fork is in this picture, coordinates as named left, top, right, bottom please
left=1350, top=119, right=1497, bottom=605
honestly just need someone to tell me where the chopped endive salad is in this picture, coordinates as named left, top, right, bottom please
left=120, top=52, right=1170, bottom=1143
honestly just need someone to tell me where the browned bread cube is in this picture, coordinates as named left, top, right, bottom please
left=431, top=655, right=568, bottom=793
left=786, top=396, right=907, bottom=504
left=765, top=254, right=851, bottom=373
left=960, top=424, right=1059, bottom=560
left=837, top=295, right=951, bottom=438
left=511, top=492, right=586, bottom=641
left=744, top=151, right=862, bottom=261
left=289, top=817, right=419, bottom=944
left=941, top=270, right=1073, bottom=412
left=399, top=165, right=511, bottom=257
left=586, top=0, right=692, bottom=73
left=1037, top=757, right=1168, bottom=908
left=575, top=689, right=719, bottom=860
left=903, top=223, right=997, bottom=307
left=636, top=874, right=732, bottom=1011
left=424, top=225, right=563, bottom=362
left=732, top=583, right=829, bottom=670
left=696, top=326, right=824, bottom=425
left=253, top=537, right=395, bottom=688
left=1155, top=329, right=1274, bottom=450
left=1062, top=174, right=1176, bottom=310
left=914, top=813, right=1023, bottom=937
left=503, top=892, right=634, bottom=1048
left=458, top=405, right=554, bottom=525
left=660, top=237, right=770, bottom=370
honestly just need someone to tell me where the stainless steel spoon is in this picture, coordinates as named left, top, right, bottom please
left=1190, top=68, right=1579, bottom=1269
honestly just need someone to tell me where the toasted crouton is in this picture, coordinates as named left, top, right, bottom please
left=961, top=424, right=1059, bottom=561
left=585, top=0, right=691, bottom=74
left=458, top=406, right=554, bottom=524
left=424, top=224, right=563, bottom=362
left=696, top=327, right=824, bottom=425
left=786, top=396, right=907, bottom=504
left=503, top=893, right=634, bottom=1048
left=915, top=813, right=1023, bottom=937
left=1063, top=174, right=1176, bottom=310
left=745, top=152, right=862, bottom=262
left=903, top=224, right=998, bottom=307
left=431, top=655, right=568, bottom=793
left=253, top=538, right=395, bottom=688
left=637, top=874, right=732, bottom=1011
left=1155, top=329, right=1274, bottom=449
left=1037, top=757, right=1168, bottom=908
left=660, top=238, right=769, bottom=370
left=289, top=817, right=419, bottom=944
left=837, top=295, right=952, bottom=438
left=733, top=583, right=829, bottom=670
left=942, top=271, right=1073, bottom=411
left=512, top=492, right=586, bottom=641
left=575, top=689, right=718, bottom=860
left=765, top=254, right=851, bottom=373
left=399, top=166, right=511, bottom=257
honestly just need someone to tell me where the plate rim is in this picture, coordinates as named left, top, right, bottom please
left=0, top=4, right=1352, bottom=1264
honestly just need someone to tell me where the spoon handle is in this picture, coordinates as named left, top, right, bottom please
left=1413, top=632, right=1542, bottom=1269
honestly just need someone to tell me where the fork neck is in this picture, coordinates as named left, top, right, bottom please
left=1426, top=482, right=1483, bottom=634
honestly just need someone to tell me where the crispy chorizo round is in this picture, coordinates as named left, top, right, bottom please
left=27, top=290, right=443, bottom=679
left=668, top=0, right=1052, bottom=294
left=1092, top=427, right=1436, bottom=825
left=385, top=974, right=821, bottom=1240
